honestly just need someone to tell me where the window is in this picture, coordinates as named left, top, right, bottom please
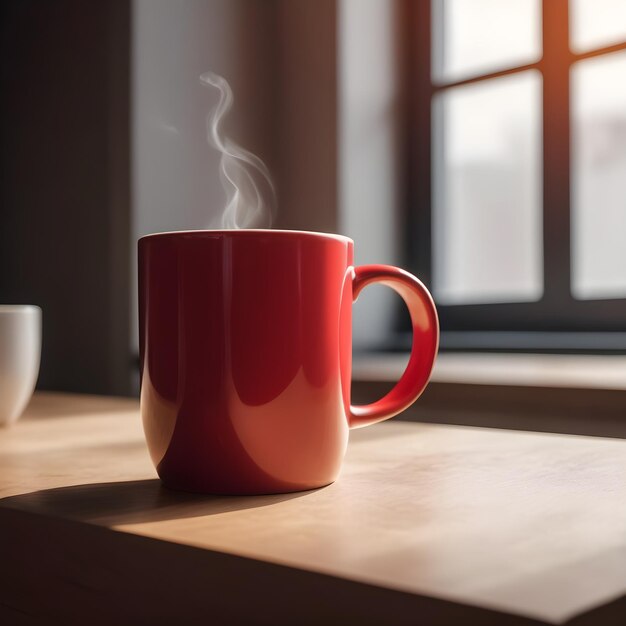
left=408, top=0, right=626, bottom=351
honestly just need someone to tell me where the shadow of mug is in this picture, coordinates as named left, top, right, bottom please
left=0, top=479, right=318, bottom=527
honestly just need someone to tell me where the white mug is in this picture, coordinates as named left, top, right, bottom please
left=0, top=305, right=41, bottom=426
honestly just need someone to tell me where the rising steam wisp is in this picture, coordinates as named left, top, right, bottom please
left=200, top=72, right=276, bottom=229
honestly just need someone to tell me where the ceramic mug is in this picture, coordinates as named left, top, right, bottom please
left=138, top=230, right=438, bottom=494
left=0, top=305, right=41, bottom=426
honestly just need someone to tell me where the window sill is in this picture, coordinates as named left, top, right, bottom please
left=352, top=352, right=626, bottom=439
left=353, top=352, right=626, bottom=390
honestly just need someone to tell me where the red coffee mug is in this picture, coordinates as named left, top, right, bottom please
left=138, top=230, right=438, bottom=494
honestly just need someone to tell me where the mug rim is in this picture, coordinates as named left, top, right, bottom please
left=138, top=229, right=353, bottom=245
left=0, top=305, right=41, bottom=315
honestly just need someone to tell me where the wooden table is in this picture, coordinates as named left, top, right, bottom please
left=1, top=393, right=625, bottom=625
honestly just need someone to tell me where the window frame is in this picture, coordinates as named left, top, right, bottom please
left=405, top=0, right=626, bottom=351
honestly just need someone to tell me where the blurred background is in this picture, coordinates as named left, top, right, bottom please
left=1, top=0, right=625, bottom=397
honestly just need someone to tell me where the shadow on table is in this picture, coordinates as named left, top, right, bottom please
left=0, top=479, right=318, bottom=526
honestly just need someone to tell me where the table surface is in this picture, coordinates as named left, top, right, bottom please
left=1, top=392, right=626, bottom=625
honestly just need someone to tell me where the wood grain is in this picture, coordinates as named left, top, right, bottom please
left=1, top=392, right=626, bottom=625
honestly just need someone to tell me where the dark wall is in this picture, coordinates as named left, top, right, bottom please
left=0, top=0, right=132, bottom=395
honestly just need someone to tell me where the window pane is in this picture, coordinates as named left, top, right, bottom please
left=432, top=0, right=542, bottom=83
left=433, top=71, right=543, bottom=304
left=571, top=51, right=626, bottom=300
left=570, top=0, right=626, bottom=54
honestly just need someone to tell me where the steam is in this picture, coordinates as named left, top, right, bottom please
left=200, top=72, right=276, bottom=229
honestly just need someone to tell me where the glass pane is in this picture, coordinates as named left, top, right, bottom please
left=433, top=71, right=543, bottom=304
left=432, top=0, right=542, bottom=83
left=571, top=51, right=626, bottom=300
left=570, top=0, right=626, bottom=54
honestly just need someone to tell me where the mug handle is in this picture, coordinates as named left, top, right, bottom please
left=349, top=265, right=439, bottom=429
